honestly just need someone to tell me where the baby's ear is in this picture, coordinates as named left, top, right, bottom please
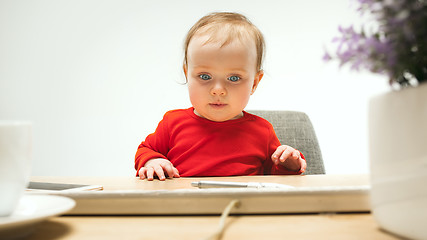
left=251, top=70, right=264, bottom=94
left=183, top=64, right=188, bottom=78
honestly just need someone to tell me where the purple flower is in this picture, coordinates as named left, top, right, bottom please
left=322, top=52, right=332, bottom=62
left=325, top=0, right=427, bottom=87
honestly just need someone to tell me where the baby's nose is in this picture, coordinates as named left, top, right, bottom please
left=210, top=82, right=226, bottom=96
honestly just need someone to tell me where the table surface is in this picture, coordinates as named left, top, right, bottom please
left=31, top=174, right=371, bottom=190
left=26, top=175, right=401, bottom=240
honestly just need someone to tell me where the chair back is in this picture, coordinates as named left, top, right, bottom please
left=248, top=110, right=325, bottom=175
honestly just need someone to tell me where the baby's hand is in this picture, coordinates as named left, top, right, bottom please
left=138, top=158, right=180, bottom=181
left=272, top=145, right=307, bottom=173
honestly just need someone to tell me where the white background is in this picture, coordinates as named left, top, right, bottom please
left=0, top=0, right=389, bottom=176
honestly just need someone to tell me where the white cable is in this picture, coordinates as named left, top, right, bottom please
left=204, top=199, right=241, bottom=240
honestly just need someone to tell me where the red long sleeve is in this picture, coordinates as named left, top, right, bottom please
left=135, top=108, right=305, bottom=177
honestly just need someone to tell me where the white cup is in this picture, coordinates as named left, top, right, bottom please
left=0, top=121, right=32, bottom=217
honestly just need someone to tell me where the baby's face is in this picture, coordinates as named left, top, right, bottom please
left=184, top=34, right=263, bottom=122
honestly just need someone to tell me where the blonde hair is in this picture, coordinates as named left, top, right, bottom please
left=183, top=12, right=265, bottom=72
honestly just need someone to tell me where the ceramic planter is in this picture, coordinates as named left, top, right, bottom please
left=369, top=83, right=427, bottom=239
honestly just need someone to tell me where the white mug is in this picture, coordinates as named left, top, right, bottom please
left=0, top=121, right=32, bottom=217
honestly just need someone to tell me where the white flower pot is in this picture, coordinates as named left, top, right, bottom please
left=369, top=83, right=427, bottom=239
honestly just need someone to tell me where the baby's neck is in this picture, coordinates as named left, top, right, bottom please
left=193, top=109, right=243, bottom=121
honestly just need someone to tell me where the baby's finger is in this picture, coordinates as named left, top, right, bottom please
left=153, top=165, right=166, bottom=181
left=300, top=157, right=307, bottom=173
left=173, top=167, right=180, bottom=178
left=272, top=146, right=286, bottom=163
left=292, top=151, right=300, bottom=159
left=279, top=147, right=294, bottom=163
left=146, top=167, right=155, bottom=181
left=138, top=168, right=147, bottom=180
left=161, top=162, right=175, bottom=179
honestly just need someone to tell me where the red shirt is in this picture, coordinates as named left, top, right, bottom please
left=135, top=108, right=304, bottom=177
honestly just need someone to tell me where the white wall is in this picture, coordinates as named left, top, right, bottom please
left=0, top=0, right=389, bottom=176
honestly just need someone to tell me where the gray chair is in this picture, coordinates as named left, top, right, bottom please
left=248, top=110, right=325, bottom=175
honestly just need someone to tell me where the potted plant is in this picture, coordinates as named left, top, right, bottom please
left=324, top=0, right=426, bottom=239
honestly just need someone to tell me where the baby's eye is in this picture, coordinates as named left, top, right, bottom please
left=199, top=74, right=211, bottom=80
left=228, top=76, right=240, bottom=82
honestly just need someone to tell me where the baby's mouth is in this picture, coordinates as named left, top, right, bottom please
left=209, top=103, right=227, bottom=108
